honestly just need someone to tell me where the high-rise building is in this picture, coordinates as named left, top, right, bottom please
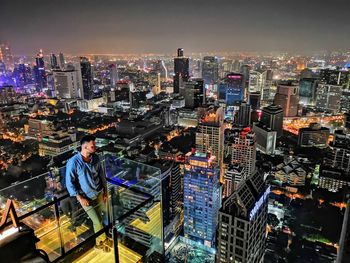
left=248, top=69, right=267, bottom=93
left=299, top=78, right=317, bottom=105
left=316, top=84, right=342, bottom=113
left=184, top=151, right=222, bottom=247
left=234, top=101, right=251, bottom=127
left=53, top=68, right=81, bottom=99
left=13, top=63, right=33, bottom=87
left=50, top=53, right=59, bottom=69
left=109, top=64, right=118, bottom=88
left=217, top=172, right=269, bottom=263
left=298, top=123, right=330, bottom=148
left=252, top=122, right=277, bottom=154
left=324, top=130, right=350, bottom=175
left=80, top=57, right=94, bottom=100
left=58, top=52, right=65, bottom=69
left=0, top=43, right=14, bottom=71
left=34, top=49, right=47, bottom=91
left=181, top=78, right=205, bottom=108
left=218, top=73, right=245, bottom=105
left=226, top=127, right=256, bottom=178
left=196, top=107, right=225, bottom=163
left=273, top=82, right=299, bottom=117
left=223, top=164, right=245, bottom=198
left=320, top=69, right=349, bottom=88
left=202, top=56, right=219, bottom=85
left=173, top=48, right=189, bottom=93
left=248, top=92, right=261, bottom=111
left=149, top=160, right=182, bottom=247
left=261, top=104, right=284, bottom=137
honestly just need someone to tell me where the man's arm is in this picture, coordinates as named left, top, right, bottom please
left=66, top=159, right=79, bottom=197
left=66, top=159, right=89, bottom=206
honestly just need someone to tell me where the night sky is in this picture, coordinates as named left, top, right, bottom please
left=1, top=0, right=350, bottom=55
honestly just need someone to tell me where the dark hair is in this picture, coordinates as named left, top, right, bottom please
left=80, top=135, right=96, bottom=145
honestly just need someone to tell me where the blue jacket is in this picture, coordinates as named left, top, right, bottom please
left=66, top=152, right=106, bottom=199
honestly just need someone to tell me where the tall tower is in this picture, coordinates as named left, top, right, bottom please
left=50, top=53, right=58, bottom=69
left=34, top=49, right=46, bottom=91
left=226, top=127, right=256, bottom=179
left=184, top=151, right=222, bottom=248
left=217, top=172, right=269, bottom=263
left=80, top=57, right=94, bottom=100
left=0, top=43, right=14, bottom=71
left=58, top=52, right=65, bottom=69
left=202, top=56, right=219, bottom=85
left=196, top=107, right=225, bottom=164
left=274, top=82, right=299, bottom=117
left=261, top=104, right=284, bottom=137
left=173, top=48, right=189, bottom=93
left=181, top=78, right=205, bottom=108
left=109, top=64, right=118, bottom=88
left=218, top=73, right=244, bottom=105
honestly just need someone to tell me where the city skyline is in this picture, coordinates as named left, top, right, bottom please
left=1, top=0, right=350, bottom=55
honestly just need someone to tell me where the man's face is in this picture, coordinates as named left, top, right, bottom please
left=84, top=140, right=97, bottom=154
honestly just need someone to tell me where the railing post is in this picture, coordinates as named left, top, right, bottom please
left=53, top=196, right=65, bottom=256
left=113, top=224, right=119, bottom=263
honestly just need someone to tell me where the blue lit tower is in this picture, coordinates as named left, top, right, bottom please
left=173, top=48, right=189, bottom=93
left=34, top=49, right=47, bottom=91
left=184, top=151, right=222, bottom=248
left=218, top=73, right=244, bottom=105
left=80, top=57, right=94, bottom=100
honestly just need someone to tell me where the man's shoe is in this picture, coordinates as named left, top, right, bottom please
left=94, top=241, right=111, bottom=253
left=103, top=238, right=113, bottom=248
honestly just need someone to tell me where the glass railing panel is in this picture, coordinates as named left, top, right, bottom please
left=21, top=204, right=61, bottom=261
left=0, top=165, right=67, bottom=219
left=105, top=154, right=164, bottom=262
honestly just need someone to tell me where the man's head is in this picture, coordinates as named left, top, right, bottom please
left=80, top=135, right=97, bottom=155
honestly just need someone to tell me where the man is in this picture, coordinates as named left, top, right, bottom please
left=66, top=135, right=110, bottom=251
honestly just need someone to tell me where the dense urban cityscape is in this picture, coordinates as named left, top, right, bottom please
left=1, top=1, right=350, bottom=263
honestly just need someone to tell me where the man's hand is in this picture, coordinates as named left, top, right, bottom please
left=77, top=195, right=89, bottom=207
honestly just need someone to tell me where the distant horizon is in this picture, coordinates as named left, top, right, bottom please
left=1, top=0, right=350, bottom=56
left=6, top=48, right=350, bottom=58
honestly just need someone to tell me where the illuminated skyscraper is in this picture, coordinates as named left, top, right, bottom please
left=299, top=78, right=317, bottom=105
left=261, top=104, right=284, bottom=137
left=196, top=107, right=225, bottom=163
left=34, top=49, right=47, bottom=91
left=248, top=69, right=267, bottom=94
left=316, top=84, right=342, bottom=113
left=226, top=127, right=256, bottom=178
left=202, top=56, right=219, bottom=85
left=53, top=68, right=81, bottom=99
left=50, top=53, right=59, bottom=69
left=80, top=57, right=94, bottom=100
left=58, top=52, right=65, bottom=69
left=173, top=48, right=189, bottom=93
left=235, top=101, right=251, bottom=127
left=218, top=73, right=244, bottom=105
left=184, top=151, right=222, bottom=247
left=0, top=43, right=14, bottom=71
left=217, top=172, right=269, bottom=263
left=274, top=82, right=299, bottom=117
left=181, top=78, right=205, bottom=108
left=320, top=68, right=350, bottom=88
left=109, top=64, right=118, bottom=88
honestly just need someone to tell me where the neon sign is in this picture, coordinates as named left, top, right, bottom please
left=249, top=186, right=270, bottom=220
